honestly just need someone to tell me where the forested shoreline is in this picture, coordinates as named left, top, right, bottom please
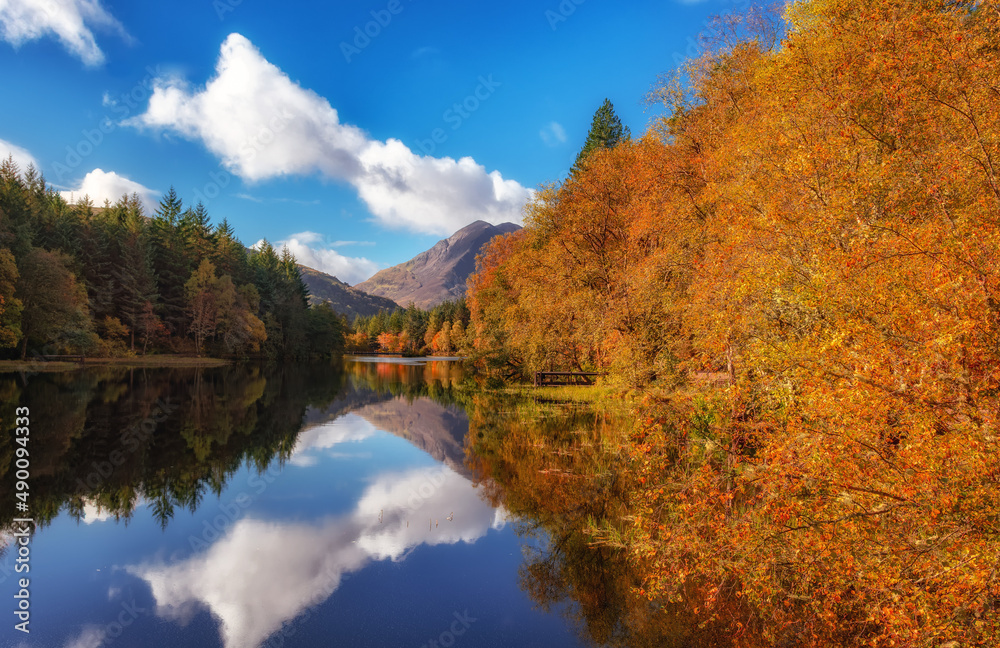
left=0, top=172, right=345, bottom=361
left=467, top=1, right=1000, bottom=645
left=345, top=299, right=472, bottom=356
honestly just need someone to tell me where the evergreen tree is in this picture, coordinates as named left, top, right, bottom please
left=156, top=186, right=184, bottom=225
left=213, top=218, right=251, bottom=285
left=571, top=98, right=631, bottom=175
left=149, top=187, right=191, bottom=337
left=180, top=201, right=214, bottom=265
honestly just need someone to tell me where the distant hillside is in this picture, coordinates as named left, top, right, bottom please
left=299, top=266, right=399, bottom=319
left=353, top=220, right=521, bottom=310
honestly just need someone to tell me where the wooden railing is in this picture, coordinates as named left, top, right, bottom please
left=533, top=371, right=603, bottom=387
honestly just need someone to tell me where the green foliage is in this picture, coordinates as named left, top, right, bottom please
left=16, top=247, right=93, bottom=359
left=307, top=302, right=346, bottom=358
left=0, top=169, right=343, bottom=360
left=571, top=98, right=631, bottom=176
left=0, top=249, right=22, bottom=348
left=349, top=298, right=471, bottom=355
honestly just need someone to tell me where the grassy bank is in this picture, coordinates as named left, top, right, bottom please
left=0, top=355, right=231, bottom=373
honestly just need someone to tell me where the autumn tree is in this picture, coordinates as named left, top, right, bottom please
left=0, top=248, right=22, bottom=348
left=215, top=277, right=267, bottom=354
left=185, top=259, right=221, bottom=356
left=467, top=0, right=1000, bottom=643
left=16, top=247, right=92, bottom=359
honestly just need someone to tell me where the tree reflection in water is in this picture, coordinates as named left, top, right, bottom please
left=465, top=392, right=768, bottom=648
left=0, top=363, right=348, bottom=535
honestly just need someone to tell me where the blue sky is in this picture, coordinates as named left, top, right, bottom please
left=0, top=0, right=744, bottom=284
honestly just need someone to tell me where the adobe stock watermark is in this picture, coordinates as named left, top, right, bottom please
left=213, top=0, right=244, bottom=20
left=414, top=75, right=501, bottom=156
left=545, top=0, right=587, bottom=31
left=403, top=466, right=449, bottom=512
left=669, top=0, right=753, bottom=68
left=50, top=66, right=163, bottom=183
left=340, top=0, right=416, bottom=63
left=179, top=464, right=350, bottom=648
left=191, top=108, right=293, bottom=205
left=82, top=598, right=149, bottom=648
left=418, top=610, right=477, bottom=648
left=186, top=458, right=286, bottom=552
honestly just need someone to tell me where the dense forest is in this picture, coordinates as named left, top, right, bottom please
left=0, top=170, right=344, bottom=360
left=468, top=0, right=1000, bottom=645
left=346, top=299, right=471, bottom=355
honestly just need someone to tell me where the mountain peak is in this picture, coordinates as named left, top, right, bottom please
left=353, top=221, right=521, bottom=309
left=299, top=265, right=400, bottom=318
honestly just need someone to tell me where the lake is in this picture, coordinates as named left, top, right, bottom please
left=0, top=358, right=648, bottom=648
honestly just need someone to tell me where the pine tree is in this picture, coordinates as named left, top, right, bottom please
left=571, top=98, right=631, bottom=175
left=156, top=186, right=183, bottom=225
left=212, top=218, right=251, bottom=285
left=180, top=201, right=214, bottom=265
left=149, top=187, right=191, bottom=336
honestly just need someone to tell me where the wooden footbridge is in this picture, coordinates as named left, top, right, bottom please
left=533, top=371, right=603, bottom=387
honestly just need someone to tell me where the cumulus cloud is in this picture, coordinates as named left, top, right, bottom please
left=277, top=232, right=382, bottom=286
left=0, top=0, right=128, bottom=66
left=63, top=625, right=106, bottom=648
left=287, top=413, right=379, bottom=466
left=0, top=137, right=38, bottom=171
left=81, top=501, right=112, bottom=525
left=267, top=231, right=381, bottom=284
left=59, top=168, right=159, bottom=212
left=539, top=121, right=567, bottom=146
left=127, top=464, right=504, bottom=648
left=126, top=33, right=532, bottom=236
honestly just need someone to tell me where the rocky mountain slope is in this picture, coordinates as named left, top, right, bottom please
left=300, top=265, right=400, bottom=319
left=352, top=221, right=521, bottom=309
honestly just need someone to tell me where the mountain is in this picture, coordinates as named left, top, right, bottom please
left=299, top=265, right=400, bottom=319
left=353, top=220, right=521, bottom=309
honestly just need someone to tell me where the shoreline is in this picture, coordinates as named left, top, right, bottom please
left=0, top=356, right=232, bottom=373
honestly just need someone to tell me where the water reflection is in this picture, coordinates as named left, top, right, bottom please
left=466, top=392, right=759, bottom=648
left=1, top=359, right=657, bottom=648
left=129, top=465, right=502, bottom=648
left=0, top=360, right=472, bottom=535
left=0, top=363, right=348, bottom=534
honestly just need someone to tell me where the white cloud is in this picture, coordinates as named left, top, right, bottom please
left=59, top=168, right=158, bottom=212
left=79, top=498, right=147, bottom=524
left=127, top=465, right=504, bottom=648
left=0, top=137, right=38, bottom=171
left=63, top=625, right=106, bottom=648
left=330, top=240, right=375, bottom=247
left=288, top=413, right=378, bottom=466
left=268, top=232, right=382, bottom=284
left=0, top=0, right=128, bottom=66
left=126, top=33, right=532, bottom=236
left=81, top=501, right=112, bottom=525
left=539, top=121, right=567, bottom=147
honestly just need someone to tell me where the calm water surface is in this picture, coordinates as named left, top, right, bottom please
left=0, top=359, right=609, bottom=648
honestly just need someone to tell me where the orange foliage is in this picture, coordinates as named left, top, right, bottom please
left=468, top=1, right=1000, bottom=644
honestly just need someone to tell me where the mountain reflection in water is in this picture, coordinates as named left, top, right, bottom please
left=0, top=358, right=695, bottom=648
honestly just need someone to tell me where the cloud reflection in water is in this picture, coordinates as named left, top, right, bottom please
left=127, top=464, right=504, bottom=648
